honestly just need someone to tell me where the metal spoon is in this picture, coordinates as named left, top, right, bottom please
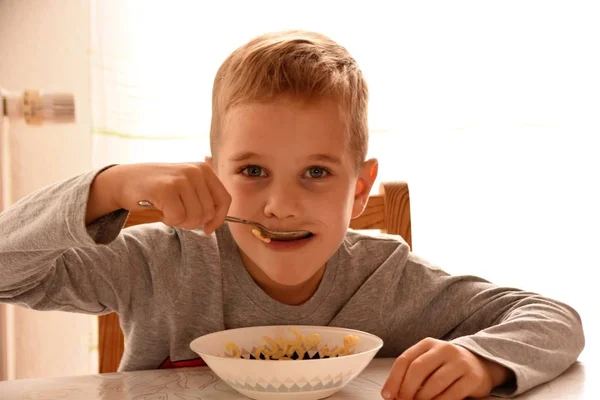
left=137, top=200, right=312, bottom=241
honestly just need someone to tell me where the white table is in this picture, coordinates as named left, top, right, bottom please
left=0, top=358, right=592, bottom=399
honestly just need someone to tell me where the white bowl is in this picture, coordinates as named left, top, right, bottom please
left=190, top=325, right=383, bottom=399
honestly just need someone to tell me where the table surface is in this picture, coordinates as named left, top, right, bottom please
left=0, top=358, right=593, bottom=399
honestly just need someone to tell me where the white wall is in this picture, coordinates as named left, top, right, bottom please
left=0, top=0, right=96, bottom=380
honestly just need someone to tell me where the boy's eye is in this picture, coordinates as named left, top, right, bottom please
left=303, top=166, right=329, bottom=179
left=242, top=165, right=267, bottom=177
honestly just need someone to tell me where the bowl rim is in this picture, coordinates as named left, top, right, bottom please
left=189, top=325, right=384, bottom=363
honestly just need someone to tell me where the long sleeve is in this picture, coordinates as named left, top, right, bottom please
left=0, top=168, right=186, bottom=315
left=382, top=253, right=585, bottom=396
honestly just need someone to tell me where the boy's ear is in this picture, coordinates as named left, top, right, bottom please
left=351, top=158, right=378, bottom=219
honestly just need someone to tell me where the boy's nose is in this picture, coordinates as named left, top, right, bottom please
left=263, top=182, right=302, bottom=220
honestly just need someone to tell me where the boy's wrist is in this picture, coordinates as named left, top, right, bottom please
left=480, top=356, right=513, bottom=388
left=86, top=165, right=124, bottom=224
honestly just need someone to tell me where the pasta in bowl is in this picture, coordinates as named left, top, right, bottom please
left=189, top=325, right=383, bottom=400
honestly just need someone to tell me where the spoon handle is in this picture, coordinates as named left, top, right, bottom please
left=137, top=200, right=261, bottom=230
left=224, top=216, right=257, bottom=227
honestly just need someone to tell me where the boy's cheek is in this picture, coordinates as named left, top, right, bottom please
left=224, top=185, right=262, bottom=213
left=228, top=202, right=260, bottom=220
left=229, top=224, right=251, bottom=243
left=317, top=192, right=355, bottom=220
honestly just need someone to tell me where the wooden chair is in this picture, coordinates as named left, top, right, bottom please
left=98, top=181, right=412, bottom=373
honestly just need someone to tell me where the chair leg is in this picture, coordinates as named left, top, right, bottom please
left=98, top=313, right=125, bottom=373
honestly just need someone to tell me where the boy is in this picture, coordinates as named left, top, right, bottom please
left=0, top=30, right=584, bottom=399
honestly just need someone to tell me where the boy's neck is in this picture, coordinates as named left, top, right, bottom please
left=239, top=252, right=326, bottom=305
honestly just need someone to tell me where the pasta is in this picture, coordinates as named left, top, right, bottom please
left=224, top=328, right=360, bottom=360
left=252, top=228, right=271, bottom=243
left=226, top=342, right=241, bottom=358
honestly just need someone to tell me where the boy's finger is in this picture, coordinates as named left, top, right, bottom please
left=413, top=362, right=461, bottom=400
left=381, top=356, right=409, bottom=399
left=433, top=376, right=472, bottom=400
left=398, top=349, right=445, bottom=400
left=380, top=339, right=435, bottom=399
left=160, top=193, right=187, bottom=227
left=204, top=173, right=231, bottom=233
left=192, top=178, right=216, bottom=226
left=177, top=183, right=205, bottom=230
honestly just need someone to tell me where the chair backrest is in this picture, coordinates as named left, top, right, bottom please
left=98, top=181, right=411, bottom=373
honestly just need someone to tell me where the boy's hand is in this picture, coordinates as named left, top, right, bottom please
left=87, top=163, right=231, bottom=233
left=381, top=338, right=511, bottom=400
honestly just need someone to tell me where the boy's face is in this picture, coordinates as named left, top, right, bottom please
left=211, top=96, right=377, bottom=298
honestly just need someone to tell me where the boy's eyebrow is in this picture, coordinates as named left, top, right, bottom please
left=229, top=152, right=262, bottom=162
left=309, top=154, right=342, bottom=165
left=228, top=152, right=342, bottom=165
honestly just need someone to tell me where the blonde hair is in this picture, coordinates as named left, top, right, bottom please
left=210, top=30, right=368, bottom=169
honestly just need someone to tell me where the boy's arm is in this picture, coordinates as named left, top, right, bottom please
left=383, top=254, right=585, bottom=397
left=0, top=168, right=185, bottom=314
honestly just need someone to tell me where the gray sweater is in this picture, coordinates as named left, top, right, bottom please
left=0, top=169, right=585, bottom=396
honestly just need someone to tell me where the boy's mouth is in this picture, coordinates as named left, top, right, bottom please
left=252, top=227, right=314, bottom=243
left=263, top=231, right=316, bottom=251
left=270, top=232, right=314, bottom=242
